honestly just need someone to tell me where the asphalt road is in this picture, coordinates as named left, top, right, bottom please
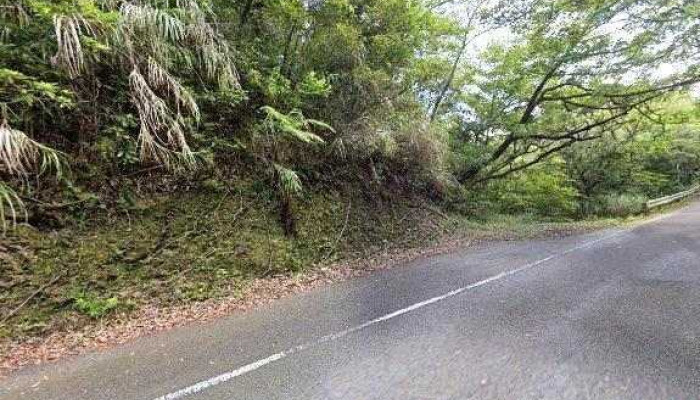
left=4, top=201, right=700, bottom=400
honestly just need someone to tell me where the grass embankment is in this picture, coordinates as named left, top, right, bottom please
left=0, top=184, right=622, bottom=368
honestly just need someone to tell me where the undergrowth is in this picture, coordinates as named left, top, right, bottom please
left=0, top=182, right=622, bottom=344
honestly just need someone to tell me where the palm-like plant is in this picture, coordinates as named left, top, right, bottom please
left=50, top=0, right=239, bottom=167
left=0, top=117, right=64, bottom=232
left=260, top=106, right=333, bottom=236
left=0, top=181, right=25, bottom=232
left=0, top=0, right=241, bottom=229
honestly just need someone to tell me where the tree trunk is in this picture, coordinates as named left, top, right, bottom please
left=280, top=23, right=297, bottom=78
left=279, top=193, right=297, bottom=237
left=430, top=32, right=469, bottom=122
left=239, top=0, right=255, bottom=29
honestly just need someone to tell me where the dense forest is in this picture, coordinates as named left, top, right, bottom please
left=1, top=0, right=699, bottom=358
left=1, top=0, right=698, bottom=229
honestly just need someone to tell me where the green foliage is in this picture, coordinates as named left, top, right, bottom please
left=99, top=114, right=140, bottom=168
left=0, top=68, right=74, bottom=109
left=4, top=0, right=700, bottom=357
left=259, top=105, right=332, bottom=197
left=563, top=93, right=700, bottom=216
left=0, top=0, right=699, bottom=233
left=274, top=164, right=303, bottom=197
left=479, top=161, right=578, bottom=218
left=261, top=106, right=329, bottom=145
left=583, top=194, right=649, bottom=218
left=1, top=187, right=621, bottom=342
left=72, top=292, right=120, bottom=319
left=448, top=0, right=700, bottom=184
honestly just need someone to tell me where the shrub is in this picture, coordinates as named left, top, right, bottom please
left=473, top=162, right=579, bottom=218
left=338, top=109, right=448, bottom=193
left=582, top=193, right=648, bottom=217
left=72, top=292, right=120, bottom=319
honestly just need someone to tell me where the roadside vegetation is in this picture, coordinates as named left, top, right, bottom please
left=1, top=187, right=622, bottom=345
left=1, top=0, right=699, bottom=357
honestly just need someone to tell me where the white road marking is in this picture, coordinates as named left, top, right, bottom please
left=154, top=211, right=681, bottom=400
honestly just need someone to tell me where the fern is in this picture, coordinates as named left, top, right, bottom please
left=261, top=106, right=330, bottom=144
left=274, top=164, right=303, bottom=196
left=258, top=106, right=334, bottom=205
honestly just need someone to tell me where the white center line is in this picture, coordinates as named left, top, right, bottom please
left=153, top=227, right=635, bottom=400
left=155, top=207, right=690, bottom=400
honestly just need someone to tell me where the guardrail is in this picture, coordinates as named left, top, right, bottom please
left=645, top=184, right=700, bottom=211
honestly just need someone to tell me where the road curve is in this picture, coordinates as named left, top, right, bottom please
left=4, top=201, right=700, bottom=400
